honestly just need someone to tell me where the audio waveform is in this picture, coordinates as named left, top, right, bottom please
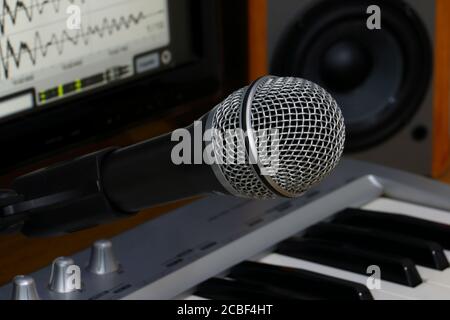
left=0, top=0, right=86, bottom=35
left=0, top=10, right=161, bottom=79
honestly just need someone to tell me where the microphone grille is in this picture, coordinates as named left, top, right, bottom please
left=212, top=86, right=276, bottom=199
left=211, top=76, right=345, bottom=199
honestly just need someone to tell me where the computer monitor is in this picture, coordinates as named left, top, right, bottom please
left=0, top=0, right=246, bottom=172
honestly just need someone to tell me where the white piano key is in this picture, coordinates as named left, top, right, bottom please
left=362, top=197, right=450, bottom=225
left=446, top=251, right=450, bottom=261
left=258, top=253, right=450, bottom=300
left=417, top=266, right=450, bottom=289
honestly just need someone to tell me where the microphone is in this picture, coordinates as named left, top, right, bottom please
left=2, top=76, right=345, bottom=236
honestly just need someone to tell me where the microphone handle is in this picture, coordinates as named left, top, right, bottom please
left=8, top=115, right=227, bottom=237
left=102, top=117, right=228, bottom=213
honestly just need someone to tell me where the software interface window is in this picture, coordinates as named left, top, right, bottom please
left=0, top=0, right=172, bottom=118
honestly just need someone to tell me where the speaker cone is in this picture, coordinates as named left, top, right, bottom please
left=271, top=0, right=432, bottom=151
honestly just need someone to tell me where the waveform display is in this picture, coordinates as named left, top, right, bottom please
left=0, top=0, right=169, bottom=80
left=0, top=0, right=86, bottom=35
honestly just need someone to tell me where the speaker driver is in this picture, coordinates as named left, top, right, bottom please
left=271, top=0, right=433, bottom=152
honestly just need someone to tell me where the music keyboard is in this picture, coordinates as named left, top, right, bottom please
left=181, top=197, right=450, bottom=300
left=2, top=158, right=450, bottom=300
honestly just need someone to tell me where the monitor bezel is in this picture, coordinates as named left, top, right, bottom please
left=0, top=0, right=242, bottom=173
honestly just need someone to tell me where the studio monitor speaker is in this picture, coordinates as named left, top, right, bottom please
left=248, top=0, right=450, bottom=177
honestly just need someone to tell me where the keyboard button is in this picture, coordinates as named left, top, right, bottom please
left=229, top=261, right=373, bottom=300
left=277, top=238, right=422, bottom=287
left=333, top=208, right=450, bottom=250
left=303, top=222, right=449, bottom=270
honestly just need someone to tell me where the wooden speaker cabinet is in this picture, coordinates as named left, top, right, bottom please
left=248, top=0, right=450, bottom=177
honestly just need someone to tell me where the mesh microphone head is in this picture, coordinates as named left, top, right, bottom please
left=208, top=76, right=346, bottom=199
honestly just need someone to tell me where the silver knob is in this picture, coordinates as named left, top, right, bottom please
left=87, top=240, right=120, bottom=275
left=49, top=257, right=81, bottom=293
left=11, top=275, right=40, bottom=300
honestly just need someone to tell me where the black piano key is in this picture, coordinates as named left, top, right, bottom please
left=229, top=261, right=373, bottom=300
left=303, top=222, right=449, bottom=270
left=276, top=238, right=423, bottom=287
left=195, top=277, right=311, bottom=300
left=333, top=208, right=450, bottom=250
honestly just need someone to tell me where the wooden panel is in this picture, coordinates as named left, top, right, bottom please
left=248, top=0, right=268, bottom=81
left=432, top=0, right=450, bottom=178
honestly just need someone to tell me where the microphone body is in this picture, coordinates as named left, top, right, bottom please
left=102, top=117, right=228, bottom=213
left=5, top=76, right=345, bottom=237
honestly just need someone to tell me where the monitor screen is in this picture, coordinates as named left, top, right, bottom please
left=0, top=0, right=247, bottom=173
left=0, top=0, right=194, bottom=121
